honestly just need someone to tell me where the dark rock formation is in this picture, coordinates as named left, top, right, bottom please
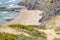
left=0, top=7, right=8, bottom=11
left=17, top=0, right=60, bottom=24
left=39, top=0, right=60, bottom=24
left=0, top=6, right=25, bottom=11
left=6, top=19, right=14, bottom=22
left=17, top=0, right=48, bottom=10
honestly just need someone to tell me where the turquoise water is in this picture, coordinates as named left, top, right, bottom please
left=0, top=0, right=8, bottom=3
left=0, top=0, right=9, bottom=7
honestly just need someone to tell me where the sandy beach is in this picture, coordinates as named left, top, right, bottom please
left=6, top=9, right=43, bottom=25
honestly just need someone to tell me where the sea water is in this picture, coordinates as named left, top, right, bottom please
left=0, top=0, right=21, bottom=7
left=0, top=11, right=20, bottom=24
left=0, top=0, right=21, bottom=24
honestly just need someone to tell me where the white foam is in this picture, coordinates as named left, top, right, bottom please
left=2, top=11, right=8, bottom=14
left=9, top=4, right=14, bottom=7
left=4, top=17, right=13, bottom=19
left=8, top=0, right=16, bottom=2
left=5, top=0, right=16, bottom=3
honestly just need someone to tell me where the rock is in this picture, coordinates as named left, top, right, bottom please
left=0, top=7, right=8, bottom=11
left=17, top=0, right=48, bottom=10
left=6, top=19, right=14, bottom=22
left=39, top=0, right=60, bottom=24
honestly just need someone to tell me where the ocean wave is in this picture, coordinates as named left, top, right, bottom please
left=5, top=0, right=16, bottom=3
left=9, top=0, right=16, bottom=2
left=0, top=0, right=21, bottom=7
left=9, top=4, right=15, bottom=7
left=1, top=11, right=8, bottom=14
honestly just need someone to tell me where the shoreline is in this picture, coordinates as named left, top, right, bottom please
left=6, top=9, right=43, bottom=25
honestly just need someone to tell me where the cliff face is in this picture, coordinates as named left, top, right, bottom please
left=17, top=0, right=60, bottom=24
left=39, top=0, right=60, bottom=24
left=17, top=0, right=48, bottom=10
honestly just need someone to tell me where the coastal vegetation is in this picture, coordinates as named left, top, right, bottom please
left=57, top=10, right=60, bottom=15
left=0, top=32, right=18, bottom=40
left=0, top=0, right=60, bottom=40
left=55, top=27, right=60, bottom=31
left=8, top=24, right=46, bottom=29
left=53, top=38, right=60, bottom=40
left=0, top=28, right=47, bottom=40
left=0, top=32, right=38, bottom=40
left=8, top=24, right=47, bottom=40
left=55, top=26, right=60, bottom=35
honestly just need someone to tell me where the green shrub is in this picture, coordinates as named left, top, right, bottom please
left=55, top=27, right=60, bottom=31
left=39, top=24, right=46, bottom=29
left=27, top=25, right=46, bottom=29
left=8, top=24, right=46, bottom=29
left=55, top=26, right=60, bottom=35
left=0, top=32, right=18, bottom=40
left=8, top=24, right=47, bottom=40
left=31, top=30, right=46, bottom=38
left=0, top=32, right=47, bottom=40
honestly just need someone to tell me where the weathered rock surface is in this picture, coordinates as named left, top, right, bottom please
left=17, top=0, right=48, bottom=10
left=0, top=7, right=8, bottom=11
left=39, top=0, right=60, bottom=24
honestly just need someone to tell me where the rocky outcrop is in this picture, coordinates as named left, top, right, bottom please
left=17, top=0, right=60, bottom=24
left=0, top=7, right=8, bottom=11
left=0, top=6, right=25, bottom=11
left=39, top=0, right=60, bottom=24
left=17, top=0, right=48, bottom=10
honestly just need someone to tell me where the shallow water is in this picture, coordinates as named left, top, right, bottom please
left=0, top=0, right=22, bottom=24
left=0, top=11, right=20, bottom=24
left=0, top=0, right=21, bottom=7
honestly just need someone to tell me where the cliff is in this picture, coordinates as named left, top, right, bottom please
left=17, top=0, right=48, bottom=10
left=39, top=0, right=60, bottom=24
